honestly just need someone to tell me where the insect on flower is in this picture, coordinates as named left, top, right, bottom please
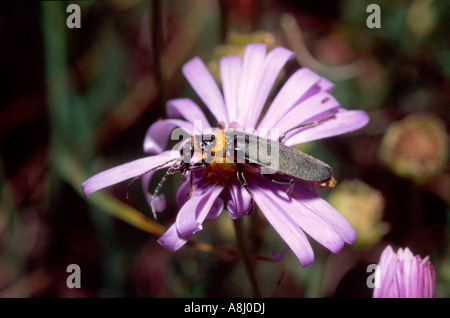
left=82, top=43, right=369, bottom=266
left=128, top=116, right=338, bottom=220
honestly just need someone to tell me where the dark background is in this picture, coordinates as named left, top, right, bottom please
left=0, top=0, right=448, bottom=297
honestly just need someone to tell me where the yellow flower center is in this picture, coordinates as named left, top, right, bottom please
left=202, top=129, right=238, bottom=186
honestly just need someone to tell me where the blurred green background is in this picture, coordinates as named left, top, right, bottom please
left=0, top=0, right=448, bottom=297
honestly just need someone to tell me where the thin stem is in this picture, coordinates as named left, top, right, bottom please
left=218, top=0, right=227, bottom=42
left=233, top=218, right=261, bottom=298
left=150, top=0, right=166, bottom=109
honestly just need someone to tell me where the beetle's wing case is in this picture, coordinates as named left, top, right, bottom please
left=225, top=129, right=332, bottom=183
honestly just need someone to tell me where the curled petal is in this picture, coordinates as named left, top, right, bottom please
left=272, top=243, right=291, bottom=261
left=82, top=150, right=179, bottom=197
left=143, top=119, right=194, bottom=154
left=205, top=197, right=224, bottom=222
left=175, top=182, right=224, bottom=238
left=284, top=109, right=370, bottom=147
left=227, top=183, right=252, bottom=219
left=156, top=223, right=188, bottom=252
left=182, top=57, right=228, bottom=125
left=157, top=183, right=224, bottom=251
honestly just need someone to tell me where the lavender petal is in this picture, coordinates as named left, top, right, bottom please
left=175, top=182, right=224, bottom=238
left=220, top=55, right=242, bottom=124
left=143, top=119, right=194, bottom=154
left=82, top=150, right=179, bottom=197
left=258, top=67, right=321, bottom=130
left=244, top=46, right=295, bottom=128
left=166, top=98, right=211, bottom=130
left=284, top=109, right=370, bottom=146
left=290, top=184, right=357, bottom=244
left=157, top=183, right=224, bottom=251
left=157, top=223, right=188, bottom=252
left=226, top=183, right=252, bottom=219
left=235, top=43, right=267, bottom=127
left=182, top=57, right=229, bottom=125
left=254, top=179, right=346, bottom=254
left=250, top=183, right=315, bottom=267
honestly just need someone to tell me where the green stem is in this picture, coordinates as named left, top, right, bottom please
left=233, top=218, right=261, bottom=298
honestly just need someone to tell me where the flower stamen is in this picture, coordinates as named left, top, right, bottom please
left=202, top=128, right=239, bottom=186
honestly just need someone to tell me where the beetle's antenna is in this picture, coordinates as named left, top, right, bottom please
left=278, top=113, right=336, bottom=143
left=125, top=156, right=182, bottom=199
left=151, top=161, right=179, bottom=220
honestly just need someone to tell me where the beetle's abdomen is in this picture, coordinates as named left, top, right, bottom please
left=226, top=130, right=332, bottom=183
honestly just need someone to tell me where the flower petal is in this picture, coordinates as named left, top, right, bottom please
left=157, top=182, right=224, bottom=252
left=258, top=67, right=321, bottom=130
left=290, top=184, right=356, bottom=244
left=156, top=223, right=188, bottom=252
left=175, top=182, right=224, bottom=238
left=272, top=243, right=291, bottom=261
left=166, top=98, right=211, bottom=129
left=227, top=183, right=252, bottom=219
left=424, top=261, right=436, bottom=298
left=318, top=77, right=335, bottom=92
left=264, top=91, right=341, bottom=139
left=205, top=197, right=224, bottom=221
left=143, top=119, right=194, bottom=154
left=250, top=181, right=314, bottom=267
left=284, top=109, right=369, bottom=146
left=182, top=57, right=228, bottom=125
left=82, top=150, right=179, bottom=197
left=235, top=43, right=267, bottom=126
left=220, top=55, right=242, bottom=124
left=176, top=176, right=191, bottom=207
left=373, top=245, right=397, bottom=298
left=244, top=47, right=295, bottom=128
left=254, top=179, right=346, bottom=254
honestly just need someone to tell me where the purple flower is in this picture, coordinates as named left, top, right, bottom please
left=373, top=245, right=436, bottom=298
left=82, top=43, right=369, bottom=266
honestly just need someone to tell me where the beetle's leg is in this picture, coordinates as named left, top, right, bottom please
left=151, top=162, right=179, bottom=219
left=186, top=172, right=194, bottom=201
left=125, top=156, right=182, bottom=199
left=180, top=161, right=200, bottom=181
left=278, top=114, right=336, bottom=143
left=217, top=121, right=226, bottom=130
left=179, top=159, right=209, bottom=182
left=265, top=175, right=294, bottom=194
left=236, top=163, right=256, bottom=215
left=177, top=168, right=198, bottom=206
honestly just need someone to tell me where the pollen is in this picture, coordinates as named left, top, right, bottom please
left=210, top=128, right=226, bottom=158
left=204, top=160, right=238, bottom=186
left=203, top=128, right=239, bottom=186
